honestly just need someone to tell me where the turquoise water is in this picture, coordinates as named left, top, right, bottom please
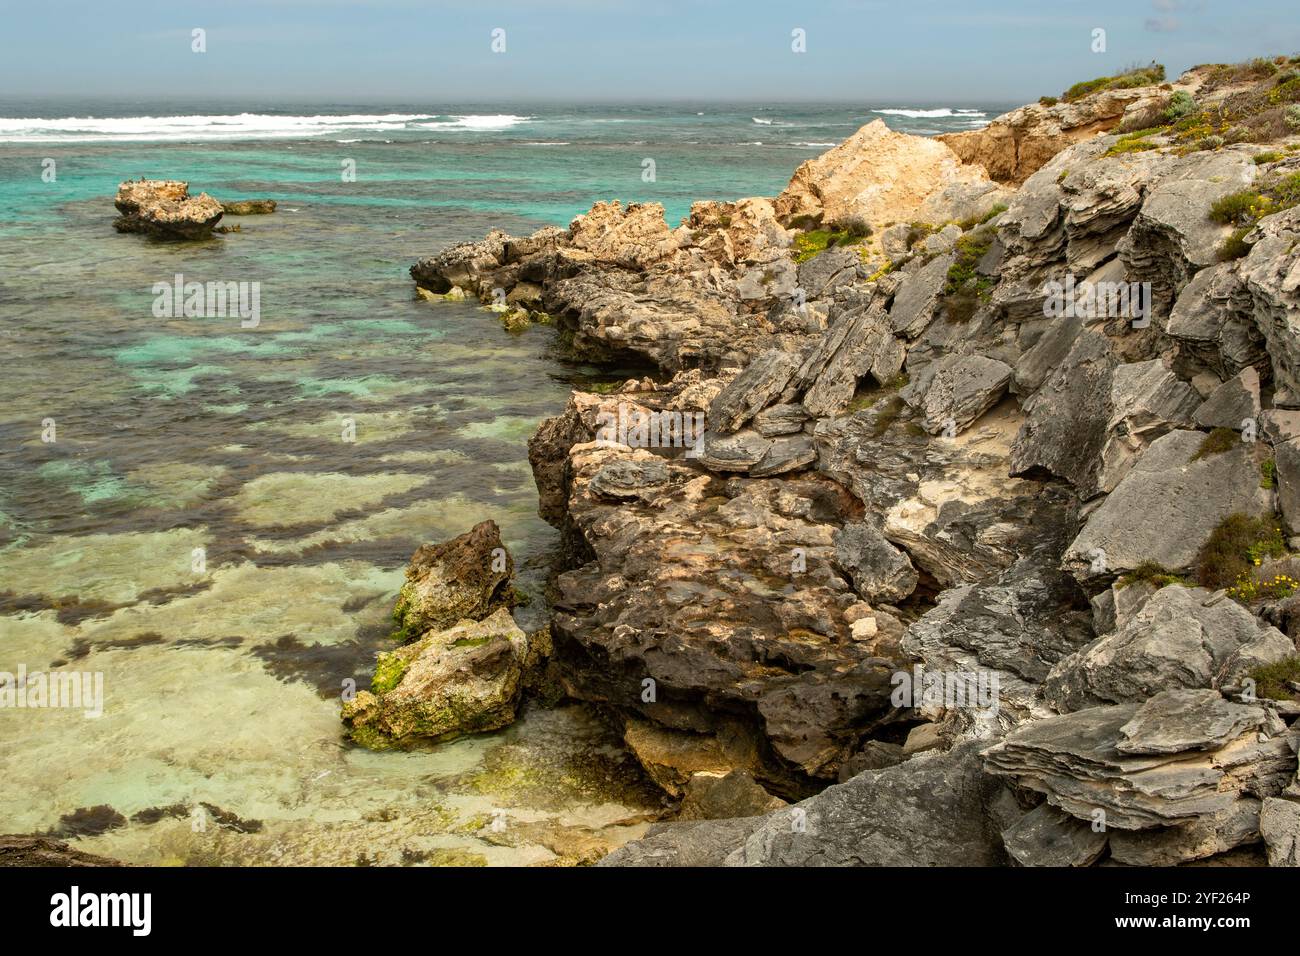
left=0, top=101, right=997, bottom=864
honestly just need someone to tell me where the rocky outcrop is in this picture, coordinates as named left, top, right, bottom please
left=775, top=120, right=1007, bottom=234
left=985, top=689, right=1297, bottom=864
left=409, top=56, right=1300, bottom=867
left=113, top=179, right=224, bottom=239
left=342, top=522, right=531, bottom=748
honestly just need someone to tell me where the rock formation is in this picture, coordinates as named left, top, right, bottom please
left=411, top=57, right=1300, bottom=866
left=113, top=179, right=224, bottom=239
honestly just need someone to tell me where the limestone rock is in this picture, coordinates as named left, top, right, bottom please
left=113, top=179, right=224, bottom=239
left=391, top=520, right=516, bottom=641
left=342, top=607, right=528, bottom=748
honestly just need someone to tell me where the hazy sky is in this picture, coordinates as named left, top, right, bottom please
left=1, top=0, right=1296, bottom=104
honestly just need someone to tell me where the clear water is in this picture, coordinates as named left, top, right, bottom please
left=0, top=100, right=998, bottom=864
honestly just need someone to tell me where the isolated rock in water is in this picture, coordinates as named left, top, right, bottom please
left=726, top=741, right=1011, bottom=866
left=678, top=770, right=789, bottom=821
left=113, top=179, right=224, bottom=239
left=1001, top=803, right=1108, bottom=867
left=774, top=119, right=1002, bottom=234
left=1044, top=588, right=1294, bottom=711
left=900, top=353, right=1011, bottom=436
left=1194, top=367, right=1261, bottom=430
left=1062, top=429, right=1271, bottom=580
left=342, top=607, right=528, bottom=748
left=220, top=199, right=277, bottom=215
left=391, top=520, right=515, bottom=642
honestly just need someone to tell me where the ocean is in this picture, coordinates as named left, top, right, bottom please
left=0, top=101, right=1002, bottom=865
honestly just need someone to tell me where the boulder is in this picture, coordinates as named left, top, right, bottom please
left=1194, top=367, right=1262, bottom=431
left=677, top=770, right=789, bottom=821
left=220, top=199, right=277, bottom=215
left=1044, top=588, right=1295, bottom=711
left=390, top=520, right=515, bottom=642
left=113, top=179, right=224, bottom=239
left=341, top=607, right=528, bottom=748
left=900, top=353, right=1012, bottom=436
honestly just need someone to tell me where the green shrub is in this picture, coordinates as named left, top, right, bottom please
left=941, top=225, right=998, bottom=322
left=1163, top=90, right=1197, bottom=121
left=1209, top=189, right=1265, bottom=224
left=1197, top=513, right=1287, bottom=591
left=1117, top=561, right=1190, bottom=590
left=1217, top=226, right=1253, bottom=261
left=1064, top=64, right=1166, bottom=102
left=1247, top=655, right=1300, bottom=700
left=1039, top=96, right=1059, bottom=106
left=1262, top=457, right=1277, bottom=489
left=1192, top=427, right=1239, bottom=459
left=1254, top=150, right=1285, bottom=164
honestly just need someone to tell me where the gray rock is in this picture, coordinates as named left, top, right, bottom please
left=1096, top=360, right=1202, bottom=492
left=750, top=433, right=817, bottom=476
left=834, top=520, right=918, bottom=603
left=1116, top=688, right=1269, bottom=754
left=707, top=350, right=803, bottom=434
left=1193, top=367, right=1261, bottom=431
left=794, top=299, right=904, bottom=418
left=697, top=428, right=772, bottom=472
left=1260, top=797, right=1300, bottom=866
left=889, top=253, right=953, bottom=339
left=1044, top=588, right=1295, bottom=711
left=901, top=353, right=1012, bottom=435
left=797, top=246, right=862, bottom=300
left=1274, top=437, right=1300, bottom=535
left=752, top=403, right=809, bottom=437
left=1108, top=800, right=1264, bottom=866
left=1062, top=430, right=1272, bottom=580
left=837, top=741, right=906, bottom=781
left=598, top=817, right=766, bottom=867
left=1002, top=803, right=1108, bottom=867
left=726, top=741, right=1010, bottom=866
left=588, top=458, right=671, bottom=500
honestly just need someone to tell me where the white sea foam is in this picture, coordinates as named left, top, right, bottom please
left=751, top=117, right=774, bottom=125
left=872, top=108, right=987, bottom=119
left=0, top=112, right=528, bottom=142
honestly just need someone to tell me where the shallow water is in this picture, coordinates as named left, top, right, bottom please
left=0, top=102, right=999, bottom=864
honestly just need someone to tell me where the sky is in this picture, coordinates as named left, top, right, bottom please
left=0, top=0, right=1296, bottom=104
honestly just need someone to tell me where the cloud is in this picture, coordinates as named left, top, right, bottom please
left=1144, top=16, right=1181, bottom=32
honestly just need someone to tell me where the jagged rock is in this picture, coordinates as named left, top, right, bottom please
left=1276, top=437, right=1300, bottom=535
left=1108, top=800, right=1265, bottom=866
left=537, top=433, right=906, bottom=792
left=984, top=692, right=1294, bottom=842
left=341, top=607, right=528, bottom=748
left=1166, top=262, right=1264, bottom=381
left=707, top=350, right=802, bottom=433
left=588, top=458, right=671, bottom=500
left=390, top=520, right=515, bottom=641
left=774, top=119, right=1002, bottom=236
left=793, top=298, right=904, bottom=418
left=833, top=519, right=917, bottom=603
left=113, top=179, right=224, bottom=239
left=939, top=85, right=1173, bottom=185
left=752, top=403, right=809, bottom=437
left=1238, top=206, right=1300, bottom=398
left=1062, top=430, right=1272, bottom=580
left=750, top=433, right=817, bottom=477
left=900, top=353, right=1012, bottom=435
left=1116, top=688, right=1272, bottom=753
left=1044, top=590, right=1294, bottom=711
left=1261, top=797, right=1300, bottom=866
left=697, top=428, right=772, bottom=472
left=888, top=253, right=953, bottom=338
left=797, top=246, right=862, bottom=299
left=725, top=741, right=1011, bottom=866
left=1001, top=803, right=1108, bottom=867
left=678, top=770, right=789, bottom=821
left=1194, top=367, right=1262, bottom=430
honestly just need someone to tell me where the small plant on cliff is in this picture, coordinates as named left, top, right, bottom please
left=1254, top=150, right=1286, bottom=164
left=1192, top=426, right=1239, bottom=460
left=1117, top=561, right=1190, bottom=590
left=1197, top=512, right=1287, bottom=592
left=1104, top=127, right=1166, bottom=156
left=1262, top=457, right=1278, bottom=489
left=1209, top=174, right=1300, bottom=261
left=1246, top=655, right=1300, bottom=701
left=1063, top=63, right=1165, bottom=102
left=1163, top=90, right=1198, bottom=122
left=941, top=225, right=998, bottom=322
left=1039, top=96, right=1059, bottom=106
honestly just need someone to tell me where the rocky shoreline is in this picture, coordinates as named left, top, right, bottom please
left=384, top=57, right=1300, bottom=867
